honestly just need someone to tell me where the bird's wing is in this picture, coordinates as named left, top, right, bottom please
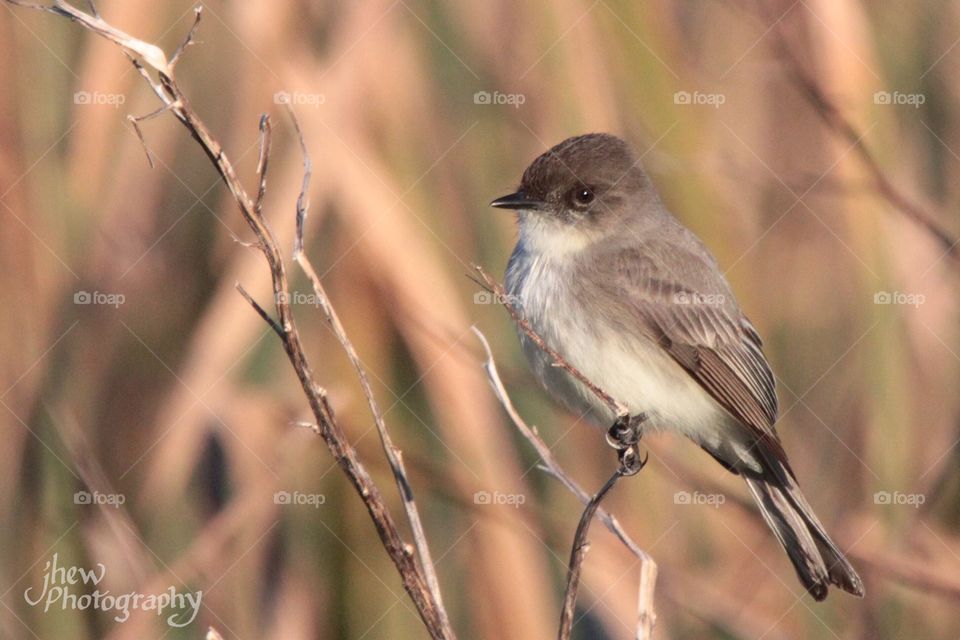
left=597, top=245, right=788, bottom=470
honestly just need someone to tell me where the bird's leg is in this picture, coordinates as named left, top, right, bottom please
left=606, top=412, right=648, bottom=476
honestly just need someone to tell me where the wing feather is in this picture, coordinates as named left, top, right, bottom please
left=596, top=245, right=787, bottom=469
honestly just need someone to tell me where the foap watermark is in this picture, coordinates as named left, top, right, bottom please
left=473, top=90, right=526, bottom=109
left=276, top=291, right=322, bottom=307
left=274, top=490, right=326, bottom=508
left=873, top=91, right=925, bottom=109
left=74, top=90, right=125, bottom=108
left=874, top=490, right=925, bottom=508
left=473, top=490, right=525, bottom=508
left=874, top=291, right=925, bottom=308
left=273, top=90, right=325, bottom=108
left=74, top=290, right=125, bottom=308
left=74, top=490, right=125, bottom=508
left=674, top=490, right=725, bottom=509
left=673, top=90, right=725, bottom=108
left=473, top=291, right=519, bottom=305
left=673, top=291, right=725, bottom=307
left=23, top=553, right=202, bottom=627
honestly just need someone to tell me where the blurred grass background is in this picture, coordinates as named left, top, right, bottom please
left=1, top=0, right=959, bottom=638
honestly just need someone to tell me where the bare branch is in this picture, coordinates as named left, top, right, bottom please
left=288, top=109, right=452, bottom=637
left=287, top=105, right=311, bottom=259
left=235, top=283, right=283, bottom=338
left=124, top=54, right=171, bottom=109
left=2, top=1, right=454, bottom=636
left=170, top=6, right=201, bottom=68
left=559, top=468, right=623, bottom=640
left=254, top=114, right=272, bottom=217
left=126, top=116, right=155, bottom=168
left=4, top=0, right=49, bottom=8
left=126, top=102, right=176, bottom=168
left=472, top=328, right=638, bottom=551
left=473, top=327, right=657, bottom=639
left=25, top=0, right=172, bottom=74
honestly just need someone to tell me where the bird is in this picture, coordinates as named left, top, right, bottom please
left=490, top=132, right=864, bottom=601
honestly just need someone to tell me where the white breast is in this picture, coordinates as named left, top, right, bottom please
left=506, top=237, right=740, bottom=456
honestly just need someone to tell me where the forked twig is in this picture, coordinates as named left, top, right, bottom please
left=473, top=328, right=657, bottom=639
left=287, top=109, right=452, bottom=636
left=2, top=2, right=453, bottom=637
left=126, top=101, right=173, bottom=168
left=169, top=6, right=201, bottom=68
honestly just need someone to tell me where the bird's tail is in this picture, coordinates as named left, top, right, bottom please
left=743, top=461, right=864, bottom=601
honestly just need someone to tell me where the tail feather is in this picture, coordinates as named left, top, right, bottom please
left=743, top=471, right=864, bottom=601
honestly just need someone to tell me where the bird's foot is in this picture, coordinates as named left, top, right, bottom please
left=606, top=412, right=647, bottom=449
left=618, top=445, right=648, bottom=476
left=606, top=412, right=648, bottom=476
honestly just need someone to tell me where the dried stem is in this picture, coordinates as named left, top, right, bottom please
left=254, top=114, right=272, bottom=219
left=288, top=105, right=310, bottom=259
left=125, top=101, right=172, bottom=168
left=3, top=1, right=453, bottom=636
left=473, top=327, right=657, bottom=639
left=559, top=468, right=624, bottom=640
left=287, top=109, right=452, bottom=637
left=235, top=283, right=282, bottom=338
left=472, top=328, right=641, bottom=553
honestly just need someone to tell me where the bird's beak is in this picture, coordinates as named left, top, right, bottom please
left=490, top=190, right=546, bottom=211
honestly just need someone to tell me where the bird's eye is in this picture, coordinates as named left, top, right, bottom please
left=572, top=187, right=595, bottom=207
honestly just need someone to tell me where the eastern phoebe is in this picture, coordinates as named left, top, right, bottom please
left=491, top=133, right=863, bottom=601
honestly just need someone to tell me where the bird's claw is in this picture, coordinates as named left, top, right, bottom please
left=606, top=412, right=647, bottom=449
left=619, top=445, right=648, bottom=476
left=606, top=413, right=648, bottom=475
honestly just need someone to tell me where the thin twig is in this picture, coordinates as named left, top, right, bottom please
left=254, top=114, right=271, bottom=218
left=473, top=327, right=657, bottom=639
left=170, top=6, right=201, bottom=68
left=287, top=109, right=452, bottom=637
left=18, top=0, right=172, bottom=73
left=235, top=283, right=283, bottom=338
left=288, top=105, right=311, bottom=259
left=559, top=468, right=624, bottom=640
left=124, top=54, right=169, bottom=104
left=126, top=102, right=174, bottom=169
left=2, top=2, right=453, bottom=636
left=472, top=328, right=639, bottom=553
